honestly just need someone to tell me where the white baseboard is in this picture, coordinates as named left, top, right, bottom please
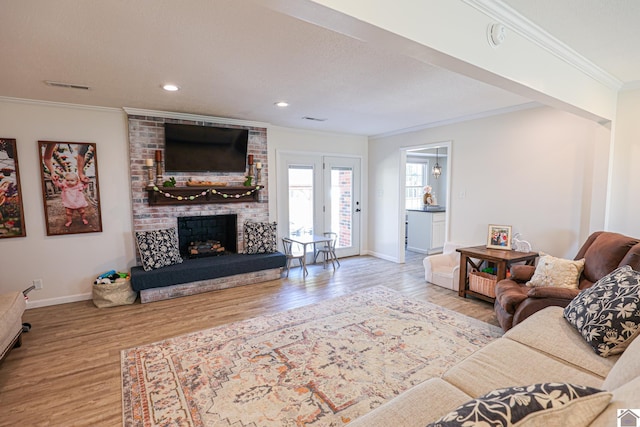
left=26, top=293, right=92, bottom=309
left=366, top=250, right=401, bottom=263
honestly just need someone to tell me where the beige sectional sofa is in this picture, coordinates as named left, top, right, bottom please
left=0, top=291, right=26, bottom=362
left=350, top=306, right=640, bottom=426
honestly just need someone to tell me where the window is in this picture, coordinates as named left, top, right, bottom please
left=406, top=162, right=428, bottom=209
left=288, top=165, right=314, bottom=237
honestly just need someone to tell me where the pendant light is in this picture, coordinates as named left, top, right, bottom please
left=432, top=148, right=442, bottom=179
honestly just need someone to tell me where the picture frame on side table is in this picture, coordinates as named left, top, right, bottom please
left=0, top=138, right=26, bottom=238
left=487, top=224, right=512, bottom=250
left=38, top=141, right=103, bottom=236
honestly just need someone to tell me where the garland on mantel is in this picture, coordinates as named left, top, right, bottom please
left=150, top=185, right=261, bottom=201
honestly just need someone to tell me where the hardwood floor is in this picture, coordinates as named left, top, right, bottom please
left=0, top=252, right=497, bottom=426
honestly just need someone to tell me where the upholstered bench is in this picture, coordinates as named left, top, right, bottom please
left=0, top=291, right=27, bottom=362
left=130, top=252, right=287, bottom=303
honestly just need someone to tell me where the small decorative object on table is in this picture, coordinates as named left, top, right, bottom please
left=487, top=224, right=512, bottom=250
left=162, top=177, right=176, bottom=187
left=511, top=232, right=532, bottom=252
left=423, top=185, right=437, bottom=206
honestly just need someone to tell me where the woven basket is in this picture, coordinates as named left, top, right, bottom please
left=92, top=279, right=137, bottom=308
left=468, top=271, right=497, bottom=298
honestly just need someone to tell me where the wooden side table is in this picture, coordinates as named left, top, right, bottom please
left=456, top=245, right=538, bottom=302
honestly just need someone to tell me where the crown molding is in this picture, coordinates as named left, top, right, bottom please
left=462, top=0, right=623, bottom=90
left=0, top=96, right=121, bottom=112
left=122, top=107, right=270, bottom=128
left=370, top=102, right=540, bottom=139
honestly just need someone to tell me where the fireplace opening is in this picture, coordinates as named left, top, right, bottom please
left=177, top=215, right=237, bottom=258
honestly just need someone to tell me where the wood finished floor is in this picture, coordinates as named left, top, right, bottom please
left=0, top=252, right=497, bottom=427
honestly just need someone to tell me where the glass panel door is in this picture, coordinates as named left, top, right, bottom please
left=324, top=156, right=361, bottom=258
left=277, top=153, right=361, bottom=260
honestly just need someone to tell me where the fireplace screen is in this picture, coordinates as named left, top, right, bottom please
left=177, top=214, right=237, bottom=258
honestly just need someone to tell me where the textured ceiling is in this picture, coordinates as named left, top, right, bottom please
left=0, top=0, right=638, bottom=136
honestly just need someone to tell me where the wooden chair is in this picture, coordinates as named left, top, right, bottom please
left=314, top=232, right=340, bottom=270
left=282, top=237, right=307, bottom=277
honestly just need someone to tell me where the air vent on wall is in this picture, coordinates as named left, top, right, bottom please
left=44, top=80, right=91, bottom=90
left=302, top=116, right=327, bottom=122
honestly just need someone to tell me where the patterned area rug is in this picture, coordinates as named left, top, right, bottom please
left=121, top=286, right=502, bottom=426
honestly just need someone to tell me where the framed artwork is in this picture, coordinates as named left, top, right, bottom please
left=487, top=224, right=512, bottom=250
left=0, top=139, right=26, bottom=238
left=38, top=141, right=103, bottom=236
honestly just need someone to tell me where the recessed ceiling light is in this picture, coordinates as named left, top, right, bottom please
left=162, top=84, right=180, bottom=92
left=274, top=101, right=289, bottom=108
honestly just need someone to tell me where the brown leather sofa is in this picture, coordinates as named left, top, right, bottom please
left=494, top=231, right=640, bottom=331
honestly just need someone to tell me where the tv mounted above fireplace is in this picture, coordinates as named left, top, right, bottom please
left=164, top=123, right=249, bottom=173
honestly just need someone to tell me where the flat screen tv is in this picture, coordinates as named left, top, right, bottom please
left=164, top=123, right=249, bottom=173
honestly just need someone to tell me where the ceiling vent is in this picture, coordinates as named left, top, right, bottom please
left=44, top=80, right=91, bottom=90
left=302, top=116, right=327, bottom=122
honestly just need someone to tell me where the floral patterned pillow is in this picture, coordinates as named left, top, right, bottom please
left=244, top=221, right=277, bottom=254
left=563, top=265, right=640, bottom=357
left=427, top=383, right=611, bottom=427
left=135, top=227, right=183, bottom=271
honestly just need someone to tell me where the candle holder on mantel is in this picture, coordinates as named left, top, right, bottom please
left=155, top=161, right=164, bottom=186
left=256, top=166, right=262, bottom=184
left=145, top=165, right=154, bottom=187
left=243, top=164, right=255, bottom=187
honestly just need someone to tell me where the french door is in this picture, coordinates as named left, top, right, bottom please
left=277, top=153, right=361, bottom=259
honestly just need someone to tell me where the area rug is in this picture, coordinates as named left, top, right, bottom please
left=121, top=286, right=502, bottom=426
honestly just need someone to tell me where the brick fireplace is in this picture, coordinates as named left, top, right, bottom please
left=127, top=114, right=269, bottom=257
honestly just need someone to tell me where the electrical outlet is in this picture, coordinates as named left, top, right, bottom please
left=33, top=279, right=43, bottom=290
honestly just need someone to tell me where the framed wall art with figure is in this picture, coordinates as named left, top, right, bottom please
left=0, top=138, right=26, bottom=238
left=38, top=141, right=103, bottom=236
left=487, top=224, right=512, bottom=250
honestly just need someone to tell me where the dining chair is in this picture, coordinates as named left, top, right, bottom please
left=282, top=237, right=307, bottom=277
left=314, top=232, right=340, bottom=270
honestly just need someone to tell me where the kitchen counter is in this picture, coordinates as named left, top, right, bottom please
left=406, top=209, right=446, bottom=254
left=407, top=206, right=446, bottom=213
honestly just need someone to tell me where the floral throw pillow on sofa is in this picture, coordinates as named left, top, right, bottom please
left=427, top=383, right=610, bottom=427
left=135, top=227, right=183, bottom=271
left=564, top=265, right=640, bottom=357
left=244, top=221, right=277, bottom=254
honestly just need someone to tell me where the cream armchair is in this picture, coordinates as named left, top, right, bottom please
left=423, top=242, right=473, bottom=291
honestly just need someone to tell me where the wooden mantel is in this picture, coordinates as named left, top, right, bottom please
left=146, top=185, right=261, bottom=206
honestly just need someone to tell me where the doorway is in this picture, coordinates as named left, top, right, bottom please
left=277, top=152, right=362, bottom=259
left=399, top=142, right=451, bottom=263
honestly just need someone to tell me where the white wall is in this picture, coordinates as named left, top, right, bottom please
left=0, top=98, right=134, bottom=306
left=608, top=89, right=640, bottom=237
left=369, top=106, right=611, bottom=262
